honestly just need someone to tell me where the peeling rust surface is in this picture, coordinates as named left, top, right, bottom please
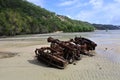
left=35, top=37, right=97, bottom=69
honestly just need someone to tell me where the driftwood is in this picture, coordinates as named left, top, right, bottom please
left=35, top=37, right=97, bottom=69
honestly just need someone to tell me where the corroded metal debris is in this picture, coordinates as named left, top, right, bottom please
left=35, top=37, right=97, bottom=69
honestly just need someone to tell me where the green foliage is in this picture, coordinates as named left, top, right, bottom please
left=92, top=24, right=120, bottom=30
left=0, top=0, right=95, bottom=36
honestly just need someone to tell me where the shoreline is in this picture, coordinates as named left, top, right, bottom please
left=0, top=31, right=120, bottom=80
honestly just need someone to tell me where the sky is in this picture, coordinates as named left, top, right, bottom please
left=27, top=0, right=120, bottom=25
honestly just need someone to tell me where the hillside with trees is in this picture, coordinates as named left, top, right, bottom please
left=93, top=24, right=120, bottom=30
left=0, top=0, right=95, bottom=36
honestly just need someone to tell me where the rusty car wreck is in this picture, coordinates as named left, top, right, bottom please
left=35, top=37, right=97, bottom=69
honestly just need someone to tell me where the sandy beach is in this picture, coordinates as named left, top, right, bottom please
left=0, top=30, right=120, bottom=80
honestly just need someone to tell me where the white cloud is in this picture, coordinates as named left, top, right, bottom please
left=59, top=0, right=79, bottom=6
left=114, top=0, right=120, bottom=3
left=74, top=0, right=120, bottom=25
left=27, top=0, right=44, bottom=7
left=89, top=0, right=103, bottom=9
left=103, top=2, right=120, bottom=24
left=75, top=10, right=100, bottom=23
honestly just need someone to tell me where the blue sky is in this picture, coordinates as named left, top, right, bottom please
left=27, top=0, right=120, bottom=25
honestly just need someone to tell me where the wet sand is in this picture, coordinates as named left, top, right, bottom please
left=0, top=30, right=120, bottom=80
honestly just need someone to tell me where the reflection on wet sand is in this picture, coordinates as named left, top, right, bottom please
left=0, top=52, right=18, bottom=59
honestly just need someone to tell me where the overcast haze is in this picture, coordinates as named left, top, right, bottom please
left=27, top=0, right=120, bottom=25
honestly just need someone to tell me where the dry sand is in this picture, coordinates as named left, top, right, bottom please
left=0, top=31, right=120, bottom=80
